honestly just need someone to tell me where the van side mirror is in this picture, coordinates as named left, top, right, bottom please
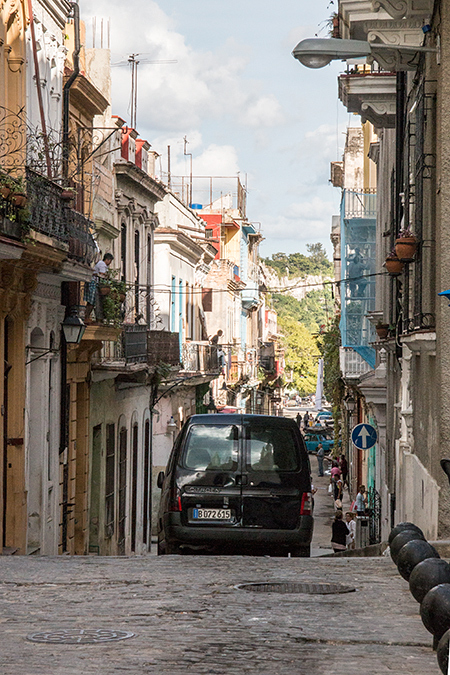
left=157, top=471, right=165, bottom=489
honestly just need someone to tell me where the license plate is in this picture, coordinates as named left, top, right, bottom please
left=193, top=508, right=232, bottom=520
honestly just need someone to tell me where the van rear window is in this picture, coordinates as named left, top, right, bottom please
left=247, top=427, right=299, bottom=472
left=183, top=425, right=239, bottom=471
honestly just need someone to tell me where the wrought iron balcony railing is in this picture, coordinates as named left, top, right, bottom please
left=181, top=342, right=221, bottom=374
left=26, top=168, right=96, bottom=265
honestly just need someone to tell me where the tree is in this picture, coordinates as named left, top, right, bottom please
left=278, top=315, right=319, bottom=395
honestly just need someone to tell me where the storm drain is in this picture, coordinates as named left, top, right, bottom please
left=235, top=582, right=356, bottom=595
left=26, top=629, right=135, bottom=644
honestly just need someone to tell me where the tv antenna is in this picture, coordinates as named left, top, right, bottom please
left=111, top=53, right=177, bottom=129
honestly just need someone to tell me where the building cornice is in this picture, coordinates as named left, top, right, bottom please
left=114, top=161, right=167, bottom=204
left=154, top=227, right=204, bottom=263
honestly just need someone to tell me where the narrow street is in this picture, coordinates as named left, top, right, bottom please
left=0, top=457, right=437, bottom=675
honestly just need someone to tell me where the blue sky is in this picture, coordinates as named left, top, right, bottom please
left=82, top=0, right=352, bottom=258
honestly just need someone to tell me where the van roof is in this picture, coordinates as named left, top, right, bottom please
left=186, top=414, right=298, bottom=427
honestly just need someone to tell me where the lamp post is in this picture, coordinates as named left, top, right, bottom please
left=292, top=37, right=437, bottom=71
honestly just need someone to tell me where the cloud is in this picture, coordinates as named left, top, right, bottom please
left=82, top=0, right=285, bottom=133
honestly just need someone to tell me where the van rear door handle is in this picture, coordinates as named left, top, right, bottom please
left=236, top=474, right=248, bottom=486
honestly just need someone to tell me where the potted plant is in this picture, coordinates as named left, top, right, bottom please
left=0, top=173, right=15, bottom=199
left=395, top=228, right=418, bottom=261
left=375, top=320, right=389, bottom=340
left=385, top=249, right=404, bottom=276
left=110, top=278, right=127, bottom=303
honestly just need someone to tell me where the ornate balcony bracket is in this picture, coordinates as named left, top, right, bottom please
left=339, top=73, right=397, bottom=128
left=372, top=0, right=433, bottom=20
left=366, top=19, right=427, bottom=70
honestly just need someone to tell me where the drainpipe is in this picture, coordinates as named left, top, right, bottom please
left=62, top=1, right=80, bottom=181
left=27, top=0, right=52, bottom=178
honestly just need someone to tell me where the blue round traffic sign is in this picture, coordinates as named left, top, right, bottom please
left=351, top=423, right=377, bottom=450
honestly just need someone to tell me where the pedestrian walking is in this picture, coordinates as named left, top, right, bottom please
left=339, top=454, right=349, bottom=488
left=330, top=461, right=342, bottom=500
left=345, top=512, right=356, bottom=549
left=331, top=510, right=348, bottom=553
left=303, top=411, right=310, bottom=429
left=317, top=442, right=325, bottom=477
left=351, top=485, right=367, bottom=516
left=296, top=412, right=302, bottom=428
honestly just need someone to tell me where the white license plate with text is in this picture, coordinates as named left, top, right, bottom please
left=193, top=508, right=231, bottom=520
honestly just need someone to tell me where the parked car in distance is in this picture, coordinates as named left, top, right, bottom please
left=304, top=429, right=335, bottom=454
left=157, top=414, right=314, bottom=557
left=315, top=410, right=333, bottom=426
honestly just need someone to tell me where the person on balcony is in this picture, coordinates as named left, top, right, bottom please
left=84, top=252, right=114, bottom=323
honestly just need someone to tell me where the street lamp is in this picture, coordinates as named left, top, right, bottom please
left=61, top=313, right=86, bottom=344
left=292, top=37, right=437, bottom=70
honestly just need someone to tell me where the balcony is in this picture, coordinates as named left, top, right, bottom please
left=339, top=70, right=396, bottom=129
left=26, top=168, right=96, bottom=266
left=181, top=341, right=220, bottom=374
left=91, top=325, right=148, bottom=375
left=147, top=330, right=180, bottom=368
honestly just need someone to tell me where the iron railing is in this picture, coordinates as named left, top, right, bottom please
left=181, top=342, right=220, bottom=373
left=26, top=168, right=96, bottom=265
left=368, top=487, right=381, bottom=545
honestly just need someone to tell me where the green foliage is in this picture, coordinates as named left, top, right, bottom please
left=262, top=244, right=333, bottom=279
left=272, top=286, right=333, bottom=332
left=277, top=315, right=319, bottom=395
left=318, top=315, right=344, bottom=447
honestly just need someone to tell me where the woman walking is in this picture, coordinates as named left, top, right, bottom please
left=331, top=511, right=348, bottom=553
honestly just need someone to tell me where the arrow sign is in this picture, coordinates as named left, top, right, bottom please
left=351, top=423, right=377, bottom=450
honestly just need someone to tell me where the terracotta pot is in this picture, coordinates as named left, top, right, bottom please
left=119, top=292, right=126, bottom=302
left=395, top=236, right=417, bottom=261
left=99, top=286, right=111, bottom=296
left=11, top=192, right=27, bottom=208
left=61, top=189, right=75, bottom=201
left=0, top=186, right=11, bottom=199
left=385, top=257, right=404, bottom=275
left=376, top=325, right=389, bottom=340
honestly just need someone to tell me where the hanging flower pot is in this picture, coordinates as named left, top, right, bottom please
left=395, top=231, right=418, bottom=261
left=61, top=189, right=75, bottom=201
left=119, top=292, right=126, bottom=302
left=385, top=256, right=404, bottom=276
left=11, top=192, right=27, bottom=208
left=99, top=285, right=111, bottom=296
left=0, top=185, right=11, bottom=199
left=376, top=324, right=389, bottom=340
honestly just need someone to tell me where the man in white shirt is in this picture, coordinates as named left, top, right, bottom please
left=84, top=252, right=114, bottom=322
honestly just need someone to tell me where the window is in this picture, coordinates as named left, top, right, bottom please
left=121, top=224, right=127, bottom=281
left=183, top=425, right=238, bottom=471
left=247, top=427, right=299, bottom=472
left=202, top=288, right=212, bottom=312
left=171, top=276, right=176, bottom=330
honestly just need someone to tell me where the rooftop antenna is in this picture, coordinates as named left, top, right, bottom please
left=112, top=54, right=177, bottom=130
left=184, top=136, right=193, bottom=206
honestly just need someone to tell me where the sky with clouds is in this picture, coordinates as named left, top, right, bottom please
left=81, top=0, right=354, bottom=258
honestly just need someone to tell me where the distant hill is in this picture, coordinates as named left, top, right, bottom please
left=261, top=243, right=333, bottom=279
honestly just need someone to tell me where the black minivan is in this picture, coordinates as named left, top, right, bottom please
left=157, top=414, right=314, bottom=556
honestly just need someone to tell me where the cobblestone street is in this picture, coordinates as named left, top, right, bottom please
left=0, top=457, right=440, bottom=675
left=0, top=554, right=437, bottom=674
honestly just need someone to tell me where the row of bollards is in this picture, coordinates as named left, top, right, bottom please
left=389, top=521, right=450, bottom=674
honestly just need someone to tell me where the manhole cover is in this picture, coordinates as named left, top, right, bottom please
left=26, top=629, right=135, bottom=644
left=235, top=582, right=356, bottom=595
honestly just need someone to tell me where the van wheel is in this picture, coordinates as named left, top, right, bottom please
left=290, top=546, right=310, bottom=558
left=158, top=539, right=179, bottom=555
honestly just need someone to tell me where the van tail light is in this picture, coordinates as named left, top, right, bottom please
left=300, top=492, right=312, bottom=516
left=169, top=487, right=182, bottom=512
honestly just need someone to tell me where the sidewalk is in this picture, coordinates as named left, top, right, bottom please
left=311, top=453, right=352, bottom=556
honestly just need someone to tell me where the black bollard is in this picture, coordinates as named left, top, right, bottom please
left=437, top=629, right=450, bottom=674
left=389, top=522, right=424, bottom=547
left=409, top=558, right=450, bottom=603
left=397, top=539, right=440, bottom=581
left=390, top=530, right=426, bottom=565
left=421, top=584, right=450, bottom=642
